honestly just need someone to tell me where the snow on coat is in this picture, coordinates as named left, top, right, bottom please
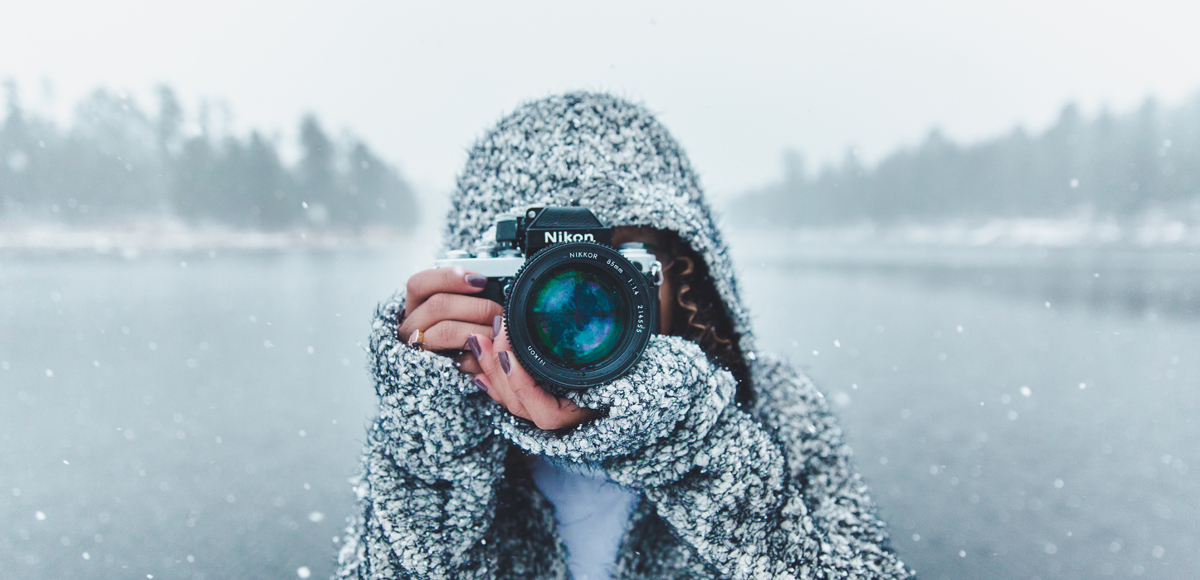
left=336, top=92, right=915, bottom=579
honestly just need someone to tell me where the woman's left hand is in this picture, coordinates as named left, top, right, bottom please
left=467, top=318, right=598, bottom=431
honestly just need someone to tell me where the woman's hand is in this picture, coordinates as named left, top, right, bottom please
left=397, top=267, right=503, bottom=373
left=467, top=324, right=598, bottom=431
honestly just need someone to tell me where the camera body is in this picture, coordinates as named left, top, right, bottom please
left=435, top=206, right=662, bottom=391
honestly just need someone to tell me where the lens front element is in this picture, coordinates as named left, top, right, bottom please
left=528, top=265, right=629, bottom=368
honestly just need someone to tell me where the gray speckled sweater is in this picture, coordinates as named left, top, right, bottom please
left=336, top=93, right=915, bottom=580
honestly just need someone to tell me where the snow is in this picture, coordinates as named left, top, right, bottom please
left=0, top=220, right=421, bottom=253
left=726, top=214, right=1200, bottom=262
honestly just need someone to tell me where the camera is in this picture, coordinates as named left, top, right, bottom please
left=435, top=206, right=662, bottom=391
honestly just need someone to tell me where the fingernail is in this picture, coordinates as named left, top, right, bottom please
left=498, top=351, right=512, bottom=376
left=493, top=315, right=503, bottom=338
left=466, top=335, right=482, bottom=358
left=473, top=378, right=488, bottom=393
left=466, top=274, right=487, bottom=288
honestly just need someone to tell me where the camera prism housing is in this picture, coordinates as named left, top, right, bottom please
left=434, top=206, right=662, bottom=391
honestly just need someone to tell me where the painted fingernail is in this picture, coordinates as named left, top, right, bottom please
left=473, top=378, right=488, bottom=393
left=498, top=351, right=512, bottom=376
left=466, top=335, right=482, bottom=358
left=466, top=274, right=487, bottom=288
left=493, top=315, right=503, bottom=338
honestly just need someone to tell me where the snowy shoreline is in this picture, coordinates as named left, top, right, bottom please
left=728, top=214, right=1200, bottom=249
left=3, top=218, right=1198, bottom=266
left=0, top=221, right=435, bottom=256
left=724, top=217, right=1200, bottom=272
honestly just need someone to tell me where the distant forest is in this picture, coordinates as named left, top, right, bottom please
left=730, top=94, right=1200, bottom=226
left=0, top=81, right=417, bottom=231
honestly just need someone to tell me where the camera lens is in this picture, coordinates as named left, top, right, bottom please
left=505, top=241, right=657, bottom=391
left=527, top=264, right=629, bottom=367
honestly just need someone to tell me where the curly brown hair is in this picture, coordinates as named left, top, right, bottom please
left=657, top=231, right=753, bottom=405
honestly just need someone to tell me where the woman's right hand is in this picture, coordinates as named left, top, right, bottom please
left=397, top=267, right=503, bottom=372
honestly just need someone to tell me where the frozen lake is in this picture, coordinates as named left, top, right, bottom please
left=2, top=241, right=1197, bottom=580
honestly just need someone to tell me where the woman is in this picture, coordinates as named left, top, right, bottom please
left=337, top=93, right=914, bottom=579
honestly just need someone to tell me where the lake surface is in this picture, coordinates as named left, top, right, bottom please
left=1, top=241, right=1197, bottom=580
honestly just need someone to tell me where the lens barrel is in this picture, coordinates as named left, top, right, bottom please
left=505, top=241, right=657, bottom=391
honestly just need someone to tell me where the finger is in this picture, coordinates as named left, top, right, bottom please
left=470, top=372, right=499, bottom=402
left=416, top=321, right=491, bottom=352
left=499, top=348, right=593, bottom=431
left=472, top=372, right=529, bottom=419
left=454, top=352, right=483, bottom=375
left=485, top=322, right=593, bottom=430
left=405, top=267, right=488, bottom=316
left=492, top=317, right=511, bottom=352
left=399, top=293, right=503, bottom=341
left=469, top=333, right=530, bottom=420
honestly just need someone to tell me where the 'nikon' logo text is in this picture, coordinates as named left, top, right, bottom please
left=544, top=231, right=595, bottom=243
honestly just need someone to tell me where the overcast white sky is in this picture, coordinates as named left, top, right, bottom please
left=3, top=0, right=1199, bottom=199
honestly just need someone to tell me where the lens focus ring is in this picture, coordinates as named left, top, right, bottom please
left=505, top=241, right=658, bottom=392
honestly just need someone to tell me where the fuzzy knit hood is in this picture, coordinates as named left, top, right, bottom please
left=440, top=92, right=756, bottom=359
left=336, top=93, right=915, bottom=580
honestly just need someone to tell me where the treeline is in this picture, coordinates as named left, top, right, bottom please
left=0, top=81, right=418, bottom=230
left=730, top=94, right=1200, bottom=226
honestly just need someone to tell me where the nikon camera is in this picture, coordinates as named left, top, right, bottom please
left=434, top=206, right=662, bottom=391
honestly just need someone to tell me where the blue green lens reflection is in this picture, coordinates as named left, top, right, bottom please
left=529, top=267, right=628, bottom=368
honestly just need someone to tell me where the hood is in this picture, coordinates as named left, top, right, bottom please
left=441, top=92, right=756, bottom=360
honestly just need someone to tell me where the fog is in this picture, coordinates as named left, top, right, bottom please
left=5, top=0, right=1200, bottom=196
left=3, top=3, right=1200, bottom=579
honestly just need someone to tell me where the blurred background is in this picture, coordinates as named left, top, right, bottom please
left=2, top=2, right=1198, bottom=579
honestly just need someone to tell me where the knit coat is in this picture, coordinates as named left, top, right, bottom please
left=336, top=93, right=915, bottom=580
